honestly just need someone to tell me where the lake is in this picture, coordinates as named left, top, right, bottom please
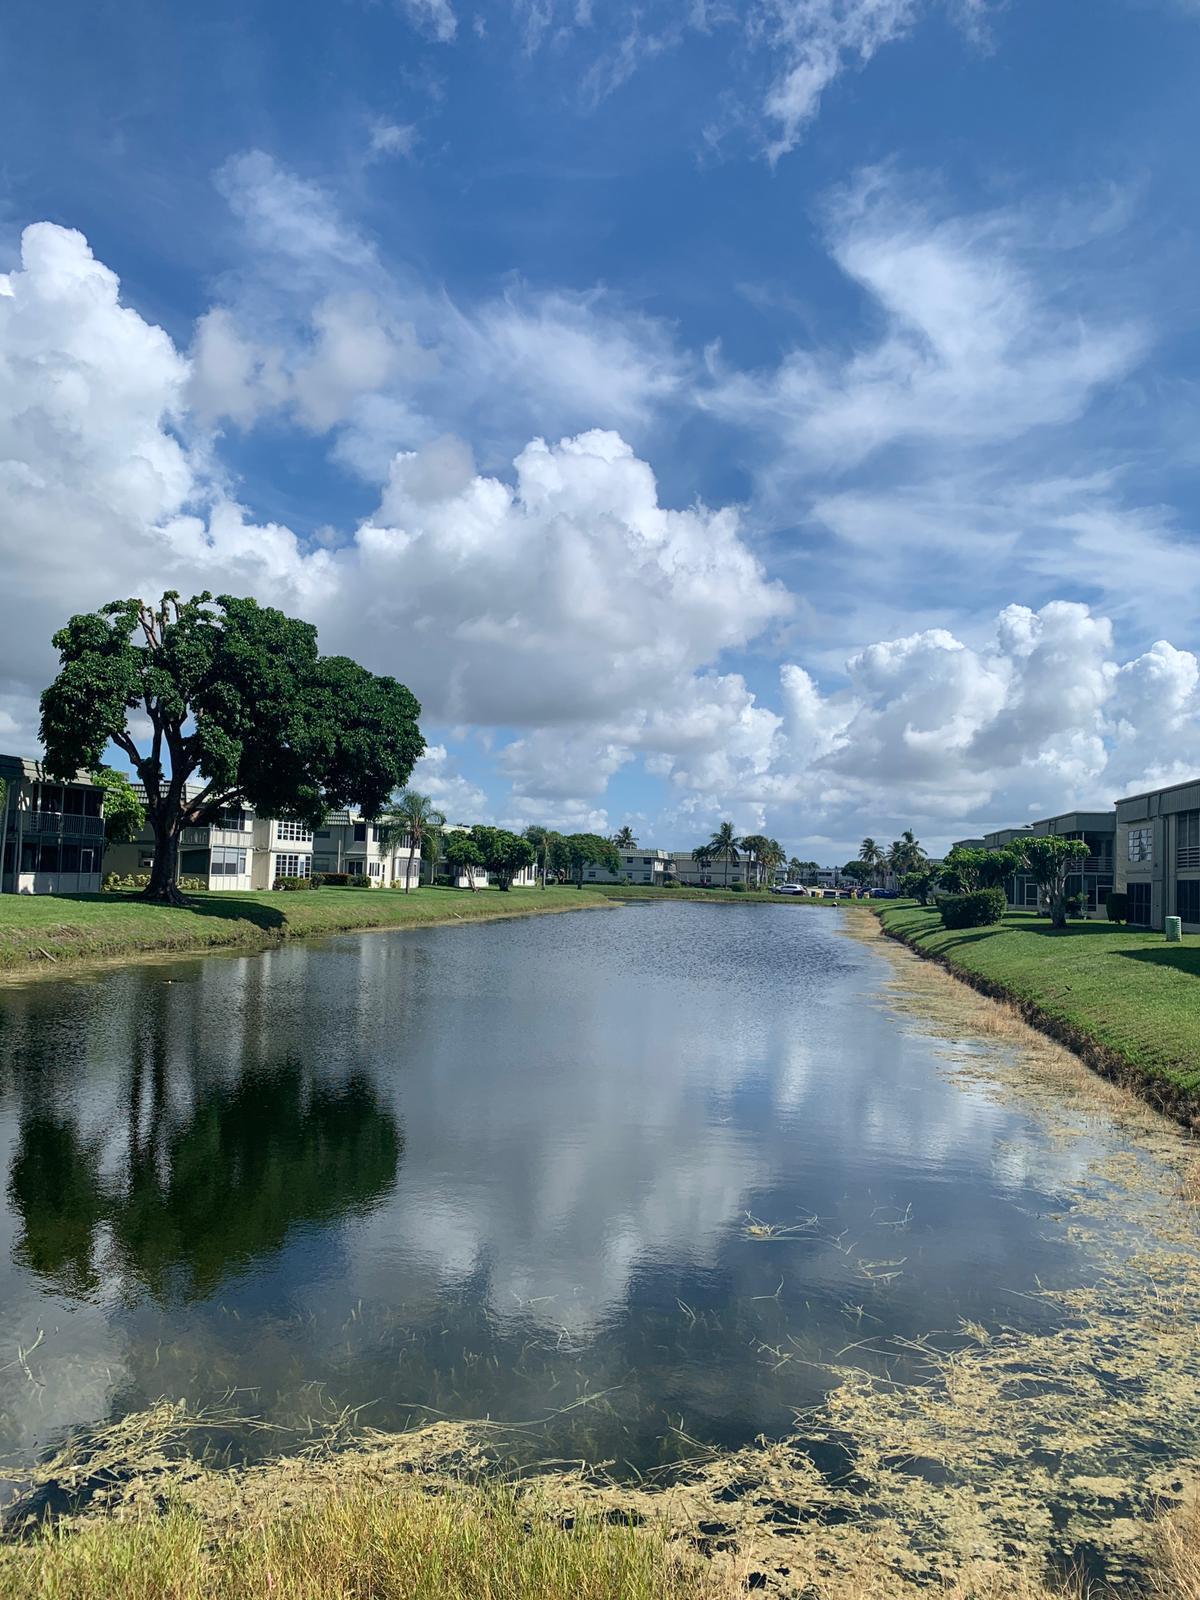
left=1, top=900, right=1198, bottom=1566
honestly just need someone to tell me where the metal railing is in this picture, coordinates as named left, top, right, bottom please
left=7, top=811, right=104, bottom=838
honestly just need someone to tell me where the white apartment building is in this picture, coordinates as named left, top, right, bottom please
left=583, top=846, right=673, bottom=886
left=1, top=755, right=106, bottom=894
left=106, top=788, right=259, bottom=890
left=669, top=850, right=747, bottom=887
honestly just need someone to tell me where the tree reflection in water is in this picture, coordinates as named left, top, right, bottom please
left=8, top=1058, right=402, bottom=1302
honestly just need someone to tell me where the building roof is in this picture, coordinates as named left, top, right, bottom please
left=1114, top=776, right=1200, bottom=806
left=0, top=753, right=102, bottom=786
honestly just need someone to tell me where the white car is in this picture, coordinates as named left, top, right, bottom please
left=771, top=883, right=807, bottom=895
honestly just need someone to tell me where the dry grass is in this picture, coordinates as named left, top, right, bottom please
left=0, top=1479, right=744, bottom=1600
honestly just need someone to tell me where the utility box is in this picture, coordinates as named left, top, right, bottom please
left=1165, top=915, right=1182, bottom=942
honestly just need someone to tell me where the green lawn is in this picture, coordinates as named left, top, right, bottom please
left=0, top=885, right=613, bottom=973
left=878, top=902, right=1200, bottom=1099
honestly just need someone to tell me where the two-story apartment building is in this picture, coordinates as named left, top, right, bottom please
left=669, top=850, right=746, bottom=887
left=1, top=755, right=106, bottom=894
left=583, top=847, right=673, bottom=886
left=104, top=788, right=259, bottom=890
left=1114, top=778, right=1200, bottom=931
left=310, top=812, right=417, bottom=886
left=982, top=815, right=1114, bottom=917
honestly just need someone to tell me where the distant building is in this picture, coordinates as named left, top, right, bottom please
left=1, top=755, right=106, bottom=895
left=1115, top=778, right=1200, bottom=931
left=106, top=793, right=418, bottom=889
left=669, top=850, right=746, bottom=887
left=585, top=847, right=673, bottom=886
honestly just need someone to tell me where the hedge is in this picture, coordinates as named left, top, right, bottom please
left=937, top=888, right=1007, bottom=929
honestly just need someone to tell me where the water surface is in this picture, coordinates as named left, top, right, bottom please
left=0, top=903, right=1182, bottom=1479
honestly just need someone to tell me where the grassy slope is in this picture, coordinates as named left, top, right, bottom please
left=0, top=886, right=612, bottom=973
left=878, top=903, right=1200, bottom=1099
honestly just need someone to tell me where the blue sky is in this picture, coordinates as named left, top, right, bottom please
left=1, top=0, right=1199, bottom=860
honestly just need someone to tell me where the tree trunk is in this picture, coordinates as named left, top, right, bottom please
left=405, top=842, right=414, bottom=894
left=142, top=816, right=186, bottom=905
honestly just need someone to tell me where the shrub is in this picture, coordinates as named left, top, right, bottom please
left=1065, top=892, right=1087, bottom=919
left=938, top=888, right=1006, bottom=929
left=729, top=881, right=746, bottom=892
left=1105, top=890, right=1127, bottom=924
left=317, top=872, right=352, bottom=886
left=273, top=875, right=316, bottom=891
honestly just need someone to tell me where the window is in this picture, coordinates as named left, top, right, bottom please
left=37, top=785, right=62, bottom=814
left=37, top=842, right=60, bottom=872
left=63, top=788, right=84, bottom=816
left=353, top=822, right=367, bottom=843
left=211, top=847, right=248, bottom=877
left=1178, top=811, right=1200, bottom=872
left=1127, top=881, right=1152, bottom=925
left=276, top=821, right=312, bottom=843
left=62, top=842, right=80, bottom=872
left=1177, top=880, right=1200, bottom=925
left=369, top=861, right=383, bottom=878
left=181, top=849, right=209, bottom=874
left=1127, top=826, right=1153, bottom=865
left=275, top=853, right=311, bottom=879
left=217, top=808, right=250, bottom=832
left=84, top=789, right=102, bottom=817
left=347, top=860, right=365, bottom=877
left=642, top=857, right=652, bottom=866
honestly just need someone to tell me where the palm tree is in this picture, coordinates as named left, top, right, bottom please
left=859, top=837, right=886, bottom=886
left=691, top=844, right=712, bottom=884
left=887, top=829, right=925, bottom=884
left=707, top=821, right=741, bottom=889
left=377, top=791, right=446, bottom=893
left=761, top=838, right=786, bottom=888
left=612, top=825, right=638, bottom=849
left=740, top=833, right=769, bottom=889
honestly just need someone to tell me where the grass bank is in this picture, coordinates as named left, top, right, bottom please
left=0, top=885, right=613, bottom=975
left=4, top=1404, right=1199, bottom=1600
left=877, top=902, right=1200, bottom=1121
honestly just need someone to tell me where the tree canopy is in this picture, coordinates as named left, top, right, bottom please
left=91, top=766, right=146, bottom=845
left=444, top=830, right=485, bottom=889
left=1020, top=836, right=1089, bottom=927
left=942, top=844, right=1021, bottom=893
left=471, top=826, right=536, bottom=890
left=39, top=593, right=424, bottom=902
left=563, top=832, right=620, bottom=887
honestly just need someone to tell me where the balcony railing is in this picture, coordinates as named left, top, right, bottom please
left=7, top=811, right=104, bottom=838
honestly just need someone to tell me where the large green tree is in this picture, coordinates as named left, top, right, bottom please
left=563, top=832, right=620, bottom=888
left=471, top=826, right=537, bottom=890
left=39, top=594, right=424, bottom=904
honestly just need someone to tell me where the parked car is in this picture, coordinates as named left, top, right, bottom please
left=870, top=888, right=898, bottom=899
left=771, top=883, right=806, bottom=895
